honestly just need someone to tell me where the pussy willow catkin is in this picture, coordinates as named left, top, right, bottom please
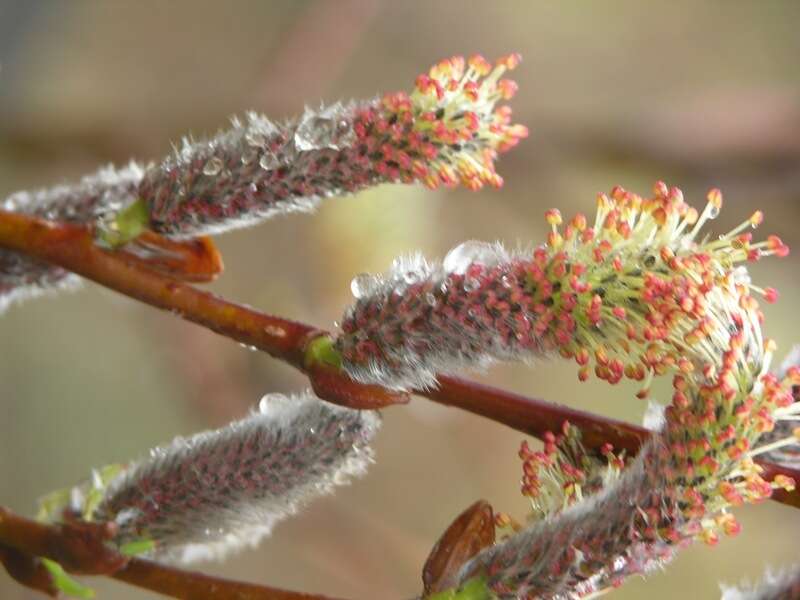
left=81, top=392, right=380, bottom=564
left=336, top=183, right=798, bottom=598
left=335, top=185, right=788, bottom=392
left=141, top=53, right=526, bottom=238
left=0, top=54, right=526, bottom=310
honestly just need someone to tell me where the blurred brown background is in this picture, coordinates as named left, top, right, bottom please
left=1, top=1, right=799, bottom=598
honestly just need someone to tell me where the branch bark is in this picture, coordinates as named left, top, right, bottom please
left=0, top=508, right=340, bottom=599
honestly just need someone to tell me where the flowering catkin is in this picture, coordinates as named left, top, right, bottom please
left=140, top=54, right=526, bottom=238
left=337, top=184, right=799, bottom=598
left=756, top=346, right=800, bottom=468
left=0, top=163, right=144, bottom=313
left=721, top=566, right=800, bottom=600
left=0, top=55, right=525, bottom=311
left=335, top=184, right=789, bottom=392
left=86, top=391, right=379, bottom=564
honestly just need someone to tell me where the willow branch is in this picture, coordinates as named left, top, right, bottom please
left=0, top=507, right=341, bottom=600
left=0, top=209, right=797, bottom=512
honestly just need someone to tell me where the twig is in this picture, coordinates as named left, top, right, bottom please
left=0, top=542, right=58, bottom=597
left=0, top=211, right=403, bottom=410
left=0, top=508, right=342, bottom=600
left=0, top=209, right=796, bottom=505
left=115, top=559, right=346, bottom=600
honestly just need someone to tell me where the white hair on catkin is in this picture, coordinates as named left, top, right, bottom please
left=720, top=565, right=800, bottom=600
left=0, top=162, right=145, bottom=313
left=94, top=391, right=380, bottom=564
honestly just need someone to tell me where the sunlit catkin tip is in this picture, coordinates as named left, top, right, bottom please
left=544, top=208, right=562, bottom=226
left=93, top=391, right=380, bottom=563
left=140, top=54, right=526, bottom=238
left=707, top=187, right=723, bottom=208
left=336, top=183, right=785, bottom=397
left=402, top=53, right=527, bottom=190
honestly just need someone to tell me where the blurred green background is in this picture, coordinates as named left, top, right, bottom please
left=1, top=1, right=799, bottom=598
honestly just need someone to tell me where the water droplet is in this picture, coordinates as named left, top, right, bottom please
left=294, top=104, right=353, bottom=152
left=202, top=157, right=224, bottom=176
left=425, top=292, right=437, bottom=306
left=258, top=393, right=285, bottom=414
left=464, top=278, right=480, bottom=292
left=708, top=205, right=720, bottom=219
left=350, top=273, right=380, bottom=299
left=501, top=274, right=517, bottom=288
left=442, top=241, right=500, bottom=275
left=403, top=271, right=420, bottom=285
left=259, top=151, right=279, bottom=170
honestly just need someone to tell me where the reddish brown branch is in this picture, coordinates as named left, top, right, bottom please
left=0, top=211, right=315, bottom=369
left=0, top=543, right=58, bottom=597
left=0, top=209, right=797, bottom=504
left=430, top=375, right=647, bottom=454
left=0, top=211, right=404, bottom=410
left=0, top=508, right=341, bottom=599
left=429, top=376, right=800, bottom=509
left=115, top=559, right=346, bottom=600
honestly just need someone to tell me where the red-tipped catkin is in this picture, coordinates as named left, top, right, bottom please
left=338, top=183, right=795, bottom=598
left=0, top=54, right=525, bottom=310
left=336, top=184, right=787, bottom=394
left=90, top=392, right=379, bottom=563
left=140, top=54, right=527, bottom=238
left=0, top=163, right=144, bottom=312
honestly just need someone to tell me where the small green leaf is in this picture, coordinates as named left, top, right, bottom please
left=119, top=539, right=156, bottom=557
left=41, top=558, right=95, bottom=599
left=304, top=336, right=343, bottom=370
left=427, top=576, right=492, bottom=600
left=96, top=199, right=149, bottom=248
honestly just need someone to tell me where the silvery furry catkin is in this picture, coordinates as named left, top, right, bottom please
left=89, top=391, right=380, bottom=564
left=0, top=163, right=144, bottom=313
left=0, top=54, right=526, bottom=311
